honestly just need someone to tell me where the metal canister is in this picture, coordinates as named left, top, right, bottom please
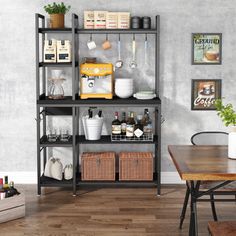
left=131, top=16, right=141, bottom=29
left=142, top=16, right=151, bottom=29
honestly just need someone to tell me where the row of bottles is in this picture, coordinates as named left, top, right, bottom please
left=0, top=176, right=20, bottom=200
left=112, top=109, right=153, bottom=138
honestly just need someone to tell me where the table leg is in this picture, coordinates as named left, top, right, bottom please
left=188, top=181, right=200, bottom=236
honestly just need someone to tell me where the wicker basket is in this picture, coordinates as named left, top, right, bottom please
left=81, top=152, right=115, bottom=181
left=119, top=152, right=153, bottom=181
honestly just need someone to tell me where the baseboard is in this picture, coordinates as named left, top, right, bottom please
left=1, top=171, right=184, bottom=185
left=161, top=172, right=184, bottom=184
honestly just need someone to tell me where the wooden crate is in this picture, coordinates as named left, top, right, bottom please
left=119, top=152, right=153, bottom=181
left=0, top=194, right=25, bottom=223
left=81, top=152, right=116, bottom=181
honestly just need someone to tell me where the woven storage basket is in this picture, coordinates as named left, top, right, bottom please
left=119, top=152, right=153, bottom=181
left=81, top=152, right=115, bottom=181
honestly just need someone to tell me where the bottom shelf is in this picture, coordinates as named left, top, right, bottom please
left=40, top=175, right=73, bottom=187
left=39, top=173, right=157, bottom=188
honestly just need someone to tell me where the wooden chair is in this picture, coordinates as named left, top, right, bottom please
left=208, top=221, right=236, bottom=236
left=179, top=131, right=236, bottom=229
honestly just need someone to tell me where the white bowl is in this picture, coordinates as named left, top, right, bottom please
left=115, top=90, right=133, bottom=98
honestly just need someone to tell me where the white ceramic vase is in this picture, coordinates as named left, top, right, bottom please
left=228, top=126, right=236, bottom=159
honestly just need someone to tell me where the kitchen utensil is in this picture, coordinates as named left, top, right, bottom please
left=87, top=34, right=96, bottom=50
left=129, top=35, right=137, bottom=69
left=133, top=91, right=156, bottom=100
left=102, top=34, right=112, bottom=50
left=144, top=34, right=148, bottom=65
left=115, top=34, right=123, bottom=69
left=142, top=16, right=151, bottom=29
left=48, top=78, right=66, bottom=99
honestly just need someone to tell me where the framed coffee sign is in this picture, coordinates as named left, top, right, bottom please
left=192, top=33, right=222, bottom=65
left=191, top=79, right=222, bottom=110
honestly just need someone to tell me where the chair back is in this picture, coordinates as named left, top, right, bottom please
left=191, top=131, right=228, bottom=145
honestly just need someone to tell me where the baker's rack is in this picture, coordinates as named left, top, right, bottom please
left=35, top=13, right=161, bottom=196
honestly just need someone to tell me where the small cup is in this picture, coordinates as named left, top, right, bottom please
left=60, top=128, right=70, bottom=142
left=87, top=40, right=96, bottom=50
left=48, top=129, right=58, bottom=142
left=102, top=40, right=112, bottom=50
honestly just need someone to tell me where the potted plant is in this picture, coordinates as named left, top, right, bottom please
left=44, top=2, right=71, bottom=29
left=215, top=99, right=236, bottom=159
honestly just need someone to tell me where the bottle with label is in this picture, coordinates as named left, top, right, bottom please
left=121, top=112, right=127, bottom=136
left=134, top=115, right=144, bottom=139
left=126, top=112, right=135, bottom=139
left=142, top=109, right=153, bottom=135
left=3, top=176, right=9, bottom=189
left=112, top=112, right=121, bottom=135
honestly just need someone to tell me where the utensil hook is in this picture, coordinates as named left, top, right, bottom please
left=90, top=34, right=92, bottom=41
left=106, top=34, right=108, bottom=41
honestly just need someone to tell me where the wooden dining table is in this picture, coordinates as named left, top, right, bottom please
left=168, top=145, right=236, bottom=236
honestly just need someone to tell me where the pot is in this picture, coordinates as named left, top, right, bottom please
left=228, top=126, right=236, bottom=159
left=50, top=14, right=65, bottom=28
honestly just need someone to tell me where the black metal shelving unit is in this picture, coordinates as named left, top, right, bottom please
left=36, top=13, right=161, bottom=196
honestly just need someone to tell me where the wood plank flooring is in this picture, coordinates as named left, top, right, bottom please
left=0, top=185, right=236, bottom=235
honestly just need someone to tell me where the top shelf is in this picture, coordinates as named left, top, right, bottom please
left=38, top=28, right=158, bottom=34
left=38, top=28, right=74, bottom=33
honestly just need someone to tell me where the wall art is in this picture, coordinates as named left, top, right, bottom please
left=192, top=33, right=222, bottom=65
left=191, top=79, right=222, bottom=110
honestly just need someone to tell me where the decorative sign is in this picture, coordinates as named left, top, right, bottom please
left=191, top=79, right=222, bottom=110
left=192, top=33, right=222, bottom=65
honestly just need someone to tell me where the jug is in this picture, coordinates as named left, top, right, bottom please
left=48, top=78, right=66, bottom=99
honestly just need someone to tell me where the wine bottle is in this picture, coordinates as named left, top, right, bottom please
left=88, top=109, right=93, bottom=118
left=121, top=112, right=127, bottom=136
left=112, top=112, right=121, bottom=135
left=126, top=112, right=135, bottom=138
left=98, top=110, right=102, bottom=118
left=3, top=176, right=9, bottom=189
left=134, top=115, right=144, bottom=138
left=142, top=109, right=153, bottom=135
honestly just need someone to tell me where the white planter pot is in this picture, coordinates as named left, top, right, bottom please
left=228, top=126, right=236, bottom=159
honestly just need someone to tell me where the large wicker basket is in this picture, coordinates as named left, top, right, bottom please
left=81, top=152, right=115, bottom=181
left=119, top=152, right=153, bottom=181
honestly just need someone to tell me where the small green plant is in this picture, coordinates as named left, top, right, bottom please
left=215, top=99, right=236, bottom=126
left=44, top=2, right=71, bottom=14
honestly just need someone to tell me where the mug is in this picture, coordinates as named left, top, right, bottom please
left=102, top=40, right=112, bottom=50
left=87, top=40, right=96, bottom=50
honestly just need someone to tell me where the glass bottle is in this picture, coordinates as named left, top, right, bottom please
left=112, top=112, right=121, bottom=135
left=142, top=109, right=153, bottom=135
left=126, top=112, right=135, bottom=139
left=121, top=112, right=127, bottom=136
left=134, top=115, right=144, bottom=139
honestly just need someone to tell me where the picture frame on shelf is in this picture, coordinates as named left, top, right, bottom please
left=192, top=33, right=222, bottom=65
left=191, top=79, right=222, bottom=110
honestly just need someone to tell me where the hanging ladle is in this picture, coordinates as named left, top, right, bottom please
left=115, top=34, right=123, bottom=69
left=144, top=34, right=148, bottom=65
left=129, top=34, right=137, bottom=69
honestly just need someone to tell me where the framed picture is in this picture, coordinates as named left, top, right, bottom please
left=191, top=79, right=222, bottom=110
left=192, top=33, right=222, bottom=65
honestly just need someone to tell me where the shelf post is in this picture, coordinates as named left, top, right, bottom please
left=155, top=15, right=160, bottom=97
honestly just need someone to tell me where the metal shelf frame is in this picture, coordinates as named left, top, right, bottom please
left=36, top=14, right=161, bottom=196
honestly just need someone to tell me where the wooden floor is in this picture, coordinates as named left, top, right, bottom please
left=1, top=185, right=236, bottom=236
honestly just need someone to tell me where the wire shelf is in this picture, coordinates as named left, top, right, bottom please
left=111, top=134, right=153, bottom=142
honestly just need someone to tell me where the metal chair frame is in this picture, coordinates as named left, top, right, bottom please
left=179, top=131, right=236, bottom=229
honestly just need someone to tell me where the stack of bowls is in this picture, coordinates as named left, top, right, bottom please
left=115, top=78, right=134, bottom=98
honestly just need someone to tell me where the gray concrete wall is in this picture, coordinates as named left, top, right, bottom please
left=0, top=0, right=235, bottom=176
